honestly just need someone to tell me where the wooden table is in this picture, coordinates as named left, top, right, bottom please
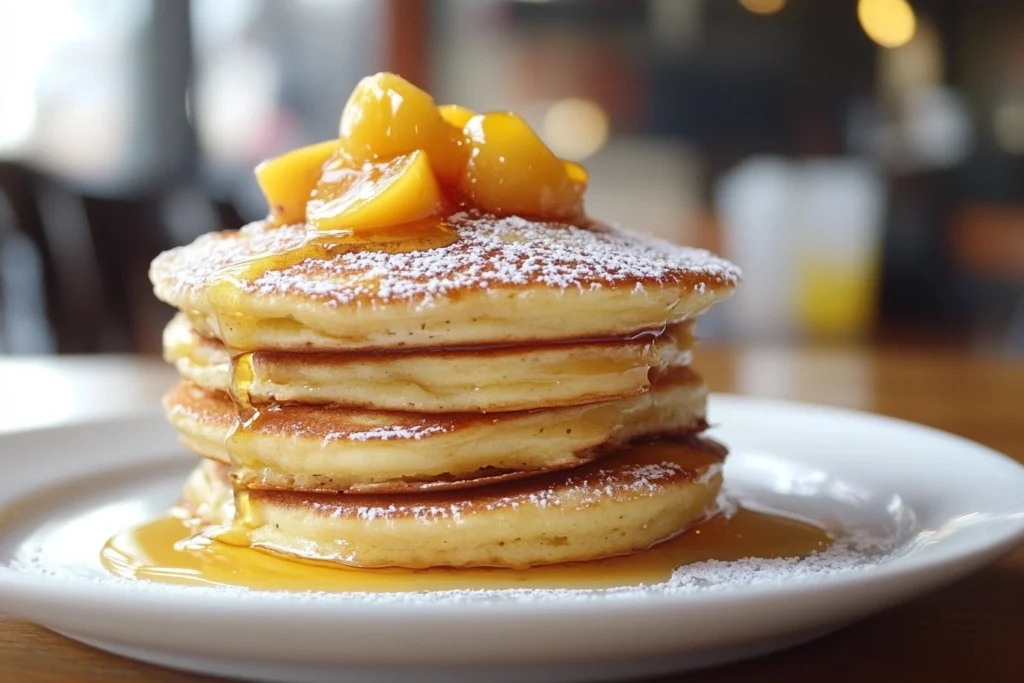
left=0, top=347, right=1022, bottom=682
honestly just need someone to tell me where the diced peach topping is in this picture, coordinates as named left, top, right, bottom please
left=437, top=104, right=476, bottom=129
left=339, top=73, right=464, bottom=184
left=254, top=72, right=589, bottom=231
left=461, top=112, right=584, bottom=220
left=255, top=139, right=340, bottom=225
left=307, top=150, right=444, bottom=232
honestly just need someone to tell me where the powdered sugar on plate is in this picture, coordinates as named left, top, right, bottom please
left=8, top=529, right=895, bottom=604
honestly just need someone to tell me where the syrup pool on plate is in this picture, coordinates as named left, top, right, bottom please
left=100, top=505, right=832, bottom=593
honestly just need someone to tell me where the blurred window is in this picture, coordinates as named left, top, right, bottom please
left=0, top=0, right=152, bottom=189
left=190, top=0, right=385, bottom=220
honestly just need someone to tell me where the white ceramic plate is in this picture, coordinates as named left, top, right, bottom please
left=1, top=394, right=1022, bottom=683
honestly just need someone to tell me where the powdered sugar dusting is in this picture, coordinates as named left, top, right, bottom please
left=341, top=424, right=448, bottom=442
left=150, top=213, right=741, bottom=309
left=300, top=458, right=716, bottom=524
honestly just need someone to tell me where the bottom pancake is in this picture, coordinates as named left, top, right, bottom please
left=182, top=437, right=726, bottom=569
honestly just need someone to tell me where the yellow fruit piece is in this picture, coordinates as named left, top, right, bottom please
left=255, top=139, right=340, bottom=225
left=339, top=72, right=467, bottom=186
left=438, top=104, right=476, bottom=129
left=564, top=160, right=588, bottom=186
left=428, top=123, right=471, bottom=187
left=308, top=150, right=444, bottom=232
left=461, top=112, right=583, bottom=219
left=340, top=73, right=440, bottom=160
left=563, top=160, right=588, bottom=211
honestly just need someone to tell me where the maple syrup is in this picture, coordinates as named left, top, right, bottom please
left=204, top=218, right=458, bottom=353
left=101, top=505, right=831, bottom=593
left=209, top=220, right=458, bottom=300
left=204, top=217, right=460, bottom=482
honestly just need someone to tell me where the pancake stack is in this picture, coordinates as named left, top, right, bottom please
left=149, top=74, right=740, bottom=570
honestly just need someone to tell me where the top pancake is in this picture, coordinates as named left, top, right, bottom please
left=150, top=212, right=740, bottom=351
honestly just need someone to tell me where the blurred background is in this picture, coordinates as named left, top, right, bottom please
left=0, top=0, right=1022, bottom=357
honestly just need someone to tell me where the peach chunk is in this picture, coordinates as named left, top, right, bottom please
left=307, top=150, right=444, bottom=232
left=563, top=160, right=589, bottom=187
left=255, top=139, right=340, bottom=225
left=437, top=104, right=476, bottom=129
left=461, top=113, right=584, bottom=219
left=339, top=73, right=465, bottom=184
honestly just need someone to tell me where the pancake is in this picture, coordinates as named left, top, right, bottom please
left=150, top=213, right=739, bottom=352
left=164, top=313, right=696, bottom=412
left=164, top=368, right=709, bottom=493
left=182, top=437, right=726, bottom=569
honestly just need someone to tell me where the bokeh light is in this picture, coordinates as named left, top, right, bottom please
left=738, top=0, right=787, bottom=16
left=542, top=98, right=610, bottom=161
left=858, top=0, right=917, bottom=48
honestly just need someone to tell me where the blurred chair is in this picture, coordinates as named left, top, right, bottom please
left=0, top=161, right=214, bottom=355
left=76, top=193, right=176, bottom=354
left=0, top=185, right=54, bottom=354
left=0, top=162, right=64, bottom=354
left=33, top=182, right=113, bottom=352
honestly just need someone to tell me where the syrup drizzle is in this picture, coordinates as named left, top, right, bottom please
left=101, top=505, right=832, bottom=593
left=203, top=224, right=465, bottom=534
left=216, top=220, right=459, bottom=289
left=204, top=220, right=459, bottom=352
